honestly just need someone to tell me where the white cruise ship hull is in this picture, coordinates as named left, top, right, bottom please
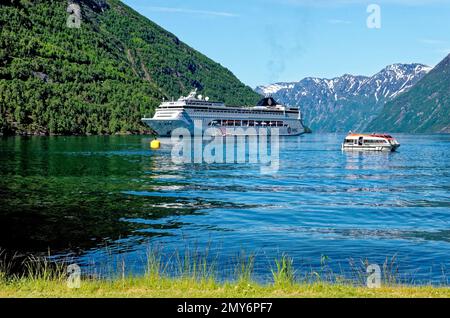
left=142, top=118, right=305, bottom=137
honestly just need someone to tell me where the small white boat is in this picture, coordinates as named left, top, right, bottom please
left=341, top=133, right=400, bottom=152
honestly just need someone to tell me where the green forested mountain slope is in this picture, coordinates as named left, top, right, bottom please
left=367, top=54, right=450, bottom=133
left=0, top=0, right=260, bottom=135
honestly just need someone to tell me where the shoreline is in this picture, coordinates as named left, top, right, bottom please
left=1, top=275, right=450, bottom=298
left=0, top=130, right=156, bottom=137
left=2, top=131, right=450, bottom=138
left=1, top=252, right=449, bottom=298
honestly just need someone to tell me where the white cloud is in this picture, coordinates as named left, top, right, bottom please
left=418, top=39, right=450, bottom=54
left=138, top=6, right=239, bottom=18
left=419, top=39, right=447, bottom=45
left=435, top=48, right=450, bottom=54
left=328, top=19, right=352, bottom=24
left=276, top=0, right=450, bottom=6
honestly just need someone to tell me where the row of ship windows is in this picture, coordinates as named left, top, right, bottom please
left=158, top=107, right=299, bottom=116
left=362, top=139, right=390, bottom=144
left=192, top=109, right=285, bottom=116
left=208, top=120, right=289, bottom=127
left=186, top=102, right=223, bottom=106
left=344, top=139, right=389, bottom=144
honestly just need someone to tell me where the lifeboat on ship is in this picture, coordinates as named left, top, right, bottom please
left=341, top=133, right=400, bottom=152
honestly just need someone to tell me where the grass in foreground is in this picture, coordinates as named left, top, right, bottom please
left=1, top=251, right=449, bottom=298
left=1, top=276, right=450, bottom=298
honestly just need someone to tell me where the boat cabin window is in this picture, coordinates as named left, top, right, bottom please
left=358, top=137, right=363, bottom=145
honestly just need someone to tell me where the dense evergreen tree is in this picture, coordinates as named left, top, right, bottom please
left=0, top=0, right=261, bottom=135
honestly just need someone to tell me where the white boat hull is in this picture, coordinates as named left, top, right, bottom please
left=341, top=144, right=400, bottom=152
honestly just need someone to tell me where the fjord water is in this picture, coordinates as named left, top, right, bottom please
left=0, top=134, right=449, bottom=284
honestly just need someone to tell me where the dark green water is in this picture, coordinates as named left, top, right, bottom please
left=0, top=136, right=170, bottom=253
left=1, top=134, right=449, bottom=283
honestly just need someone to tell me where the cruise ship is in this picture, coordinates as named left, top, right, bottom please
left=141, top=90, right=306, bottom=136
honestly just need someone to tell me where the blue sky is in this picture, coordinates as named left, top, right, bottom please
left=122, top=0, right=450, bottom=88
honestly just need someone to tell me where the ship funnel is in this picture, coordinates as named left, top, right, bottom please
left=257, top=96, right=278, bottom=107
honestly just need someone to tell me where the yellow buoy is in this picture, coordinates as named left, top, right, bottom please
left=150, top=139, right=161, bottom=149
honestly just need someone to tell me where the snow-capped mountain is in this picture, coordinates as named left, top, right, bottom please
left=367, top=54, right=450, bottom=133
left=255, top=63, right=432, bottom=132
left=256, top=83, right=296, bottom=95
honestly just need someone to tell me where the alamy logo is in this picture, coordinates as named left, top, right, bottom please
left=67, top=264, right=81, bottom=289
left=67, top=4, right=82, bottom=29
left=170, top=120, right=280, bottom=174
left=366, top=264, right=381, bottom=288
left=367, top=4, right=381, bottom=29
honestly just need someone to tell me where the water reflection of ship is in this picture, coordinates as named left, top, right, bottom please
left=343, top=149, right=394, bottom=174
